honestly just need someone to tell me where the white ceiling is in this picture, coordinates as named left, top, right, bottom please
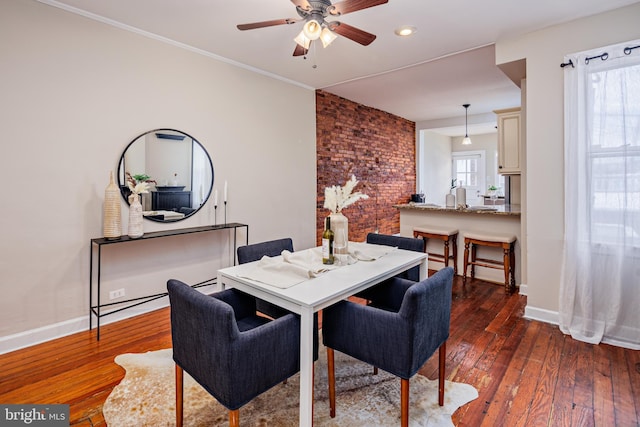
left=42, top=0, right=639, bottom=134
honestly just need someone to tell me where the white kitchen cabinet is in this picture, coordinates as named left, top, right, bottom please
left=495, top=107, right=521, bottom=174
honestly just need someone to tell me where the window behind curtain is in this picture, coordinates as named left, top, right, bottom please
left=588, top=61, right=640, bottom=246
left=560, top=39, right=640, bottom=349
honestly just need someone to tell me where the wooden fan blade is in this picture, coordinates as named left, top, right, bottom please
left=237, top=18, right=299, bottom=31
left=330, top=21, right=376, bottom=45
left=290, top=0, right=311, bottom=10
left=293, top=44, right=308, bottom=56
left=329, top=0, right=388, bottom=16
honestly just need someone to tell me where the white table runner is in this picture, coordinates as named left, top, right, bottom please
left=237, top=243, right=396, bottom=288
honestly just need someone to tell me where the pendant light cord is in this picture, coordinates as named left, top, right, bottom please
left=464, top=103, right=470, bottom=137
left=462, top=104, right=472, bottom=145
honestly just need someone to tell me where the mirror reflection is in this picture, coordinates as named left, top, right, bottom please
left=117, top=129, right=214, bottom=222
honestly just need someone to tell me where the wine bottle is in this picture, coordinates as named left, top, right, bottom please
left=322, top=216, right=334, bottom=265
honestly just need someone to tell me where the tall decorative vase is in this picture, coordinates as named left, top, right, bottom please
left=445, top=191, right=455, bottom=208
left=329, top=212, right=349, bottom=255
left=103, top=171, right=122, bottom=239
left=456, top=187, right=467, bottom=209
left=128, top=194, right=144, bottom=239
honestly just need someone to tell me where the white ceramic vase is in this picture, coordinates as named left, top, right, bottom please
left=329, top=212, right=349, bottom=255
left=128, top=194, right=144, bottom=238
left=456, top=187, right=467, bottom=208
left=103, top=171, right=122, bottom=239
left=445, top=192, right=455, bottom=208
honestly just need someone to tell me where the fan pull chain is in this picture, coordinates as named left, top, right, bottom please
left=311, top=40, right=318, bottom=69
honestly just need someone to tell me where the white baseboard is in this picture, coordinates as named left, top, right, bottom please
left=525, top=306, right=639, bottom=350
left=523, top=305, right=559, bottom=325
left=0, top=284, right=217, bottom=354
left=518, top=283, right=528, bottom=295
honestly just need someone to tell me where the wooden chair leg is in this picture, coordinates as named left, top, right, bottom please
left=443, top=239, right=450, bottom=268
left=401, top=378, right=410, bottom=427
left=229, top=409, right=239, bottom=427
left=439, top=342, right=446, bottom=406
left=470, top=244, right=477, bottom=279
left=463, top=241, right=470, bottom=285
left=452, top=235, right=458, bottom=275
left=503, top=244, right=510, bottom=292
left=327, top=347, right=336, bottom=418
left=510, top=242, right=516, bottom=292
left=175, top=365, right=183, bottom=427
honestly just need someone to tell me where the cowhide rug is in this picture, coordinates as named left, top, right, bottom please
left=103, top=344, right=477, bottom=426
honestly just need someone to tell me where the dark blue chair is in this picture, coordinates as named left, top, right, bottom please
left=237, top=238, right=319, bottom=359
left=237, top=237, right=294, bottom=263
left=365, top=233, right=424, bottom=281
left=237, top=238, right=295, bottom=319
left=355, top=233, right=425, bottom=304
left=322, top=267, right=454, bottom=427
left=168, top=279, right=305, bottom=427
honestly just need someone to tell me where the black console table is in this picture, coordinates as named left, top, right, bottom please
left=89, top=223, right=248, bottom=340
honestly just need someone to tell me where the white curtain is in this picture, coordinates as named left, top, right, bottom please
left=560, top=39, right=640, bottom=350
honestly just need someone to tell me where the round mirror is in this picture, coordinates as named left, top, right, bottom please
left=117, top=129, right=214, bottom=222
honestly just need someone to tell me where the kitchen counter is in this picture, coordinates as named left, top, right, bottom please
left=395, top=203, right=521, bottom=217
left=395, top=202, right=522, bottom=287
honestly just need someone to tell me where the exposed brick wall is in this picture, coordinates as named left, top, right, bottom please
left=316, top=90, right=416, bottom=245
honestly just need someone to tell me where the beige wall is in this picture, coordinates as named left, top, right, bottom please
left=419, top=130, right=452, bottom=205
left=495, top=3, right=640, bottom=321
left=0, top=0, right=316, bottom=350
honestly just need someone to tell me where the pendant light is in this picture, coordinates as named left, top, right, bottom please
left=462, top=104, right=472, bottom=145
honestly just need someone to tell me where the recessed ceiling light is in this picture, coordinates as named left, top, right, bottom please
left=394, top=26, right=416, bottom=37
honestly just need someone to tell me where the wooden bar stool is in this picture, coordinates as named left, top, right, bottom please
left=462, top=232, right=516, bottom=293
left=413, top=225, right=459, bottom=275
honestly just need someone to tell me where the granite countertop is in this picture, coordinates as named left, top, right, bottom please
left=395, top=203, right=521, bottom=217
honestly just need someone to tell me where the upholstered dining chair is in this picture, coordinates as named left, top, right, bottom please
left=355, top=233, right=425, bottom=303
left=168, top=279, right=308, bottom=427
left=237, top=237, right=294, bottom=263
left=322, top=267, right=454, bottom=427
left=237, top=237, right=296, bottom=319
left=237, top=238, right=319, bottom=357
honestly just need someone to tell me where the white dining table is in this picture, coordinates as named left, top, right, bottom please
left=217, top=243, right=427, bottom=427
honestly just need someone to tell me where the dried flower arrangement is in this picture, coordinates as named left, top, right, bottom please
left=323, top=175, right=369, bottom=214
left=126, top=172, right=156, bottom=195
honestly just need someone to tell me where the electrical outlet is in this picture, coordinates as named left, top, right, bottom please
left=109, top=288, right=125, bottom=300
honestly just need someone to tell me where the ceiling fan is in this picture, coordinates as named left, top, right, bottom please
left=237, top=0, right=389, bottom=56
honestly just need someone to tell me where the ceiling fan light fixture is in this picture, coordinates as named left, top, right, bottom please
left=462, top=103, right=472, bottom=145
left=320, top=27, right=337, bottom=48
left=236, top=0, right=387, bottom=57
left=303, top=19, right=322, bottom=40
left=294, top=30, right=311, bottom=49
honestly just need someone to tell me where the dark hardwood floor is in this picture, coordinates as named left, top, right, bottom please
left=1, top=275, right=638, bottom=426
